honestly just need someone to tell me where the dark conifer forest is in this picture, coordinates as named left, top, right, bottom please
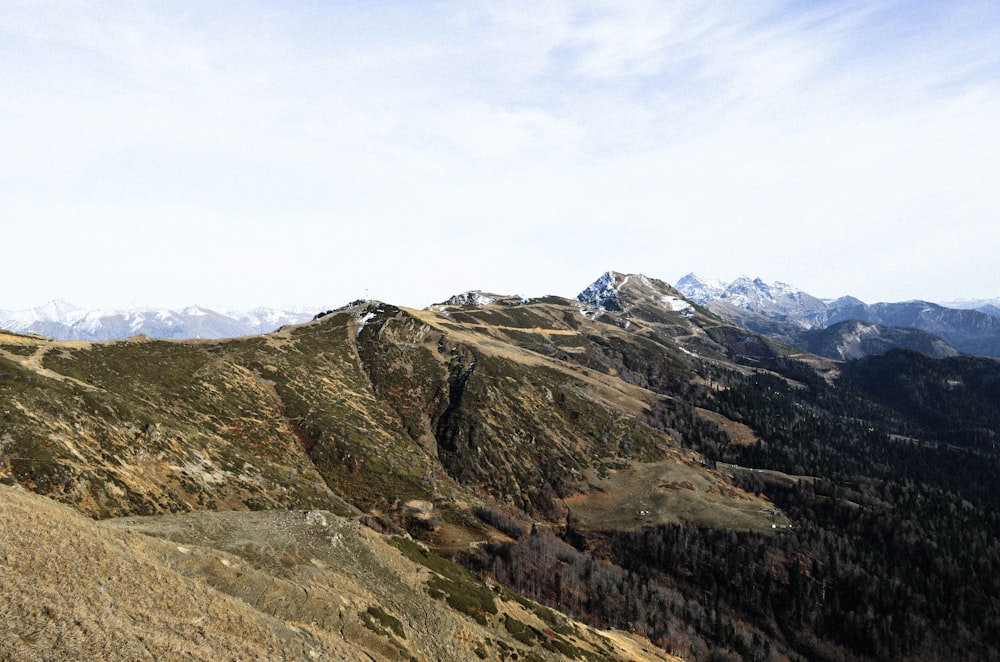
left=465, top=349, right=1000, bottom=661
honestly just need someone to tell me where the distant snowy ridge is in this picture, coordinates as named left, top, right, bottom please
left=675, top=273, right=1000, bottom=358
left=0, top=301, right=318, bottom=341
left=941, top=298, right=1000, bottom=319
left=431, top=291, right=530, bottom=311
left=674, top=273, right=727, bottom=304
left=676, top=273, right=826, bottom=320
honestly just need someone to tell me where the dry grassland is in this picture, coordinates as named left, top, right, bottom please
left=0, top=485, right=363, bottom=660
left=1, top=485, right=677, bottom=661
left=695, top=407, right=761, bottom=446
left=564, top=459, right=789, bottom=532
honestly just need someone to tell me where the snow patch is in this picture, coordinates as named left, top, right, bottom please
left=442, top=291, right=497, bottom=307
left=355, top=312, right=377, bottom=336
left=660, top=295, right=694, bottom=316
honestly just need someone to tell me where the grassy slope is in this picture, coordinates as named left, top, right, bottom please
left=0, top=297, right=792, bottom=659
left=0, top=484, right=679, bottom=661
left=1, top=297, right=782, bottom=530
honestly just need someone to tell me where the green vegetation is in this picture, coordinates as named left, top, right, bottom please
left=0, top=343, right=36, bottom=357
left=503, top=615, right=540, bottom=645
left=434, top=350, right=670, bottom=517
left=390, top=536, right=497, bottom=625
left=361, top=605, right=406, bottom=639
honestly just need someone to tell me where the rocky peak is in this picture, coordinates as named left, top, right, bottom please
left=576, top=271, right=625, bottom=311
left=578, top=272, right=695, bottom=320
left=675, top=273, right=726, bottom=304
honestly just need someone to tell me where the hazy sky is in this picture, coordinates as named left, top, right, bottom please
left=3, top=1, right=999, bottom=310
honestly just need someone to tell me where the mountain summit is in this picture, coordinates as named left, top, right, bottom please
left=578, top=271, right=694, bottom=317
left=673, top=273, right=727, bottom=303
left=676, top=273, right=827, bottom=319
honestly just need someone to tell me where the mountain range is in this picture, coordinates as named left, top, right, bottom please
left=5, top=275, right=999, bottom=363
left=675, top=273, right=1000, bottom=359
left=0, top=300, right=317, bottom=341
left=2, top=271, right=1000, bottom=660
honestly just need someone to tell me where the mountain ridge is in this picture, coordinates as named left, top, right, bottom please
left=4, top=272, right=998, bottom=351
left=675, top=272, right=1000, bottom=358
left=0, top=300, right=319, bottom=341
left=2, top=270, right=1000, bottom=660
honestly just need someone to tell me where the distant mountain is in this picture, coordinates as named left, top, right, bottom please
left=854, top=301, right=1000, bottom=357
left=434, top=290, right=528, bottom=308
left=800, top=319, right=960, bottom=360
left=942, top=298, right=1000, bottom=319
left=677, top=273, right=827, bottom=319
left=980, top=304, right=1000, bottom=318
left=673, top=273, right=727, bottom=304
left=676, top=273, right=1000, bottom=359
left=0, top=300, right=317, bottom=341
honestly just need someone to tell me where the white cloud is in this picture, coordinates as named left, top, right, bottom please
left=1, top=1, right=999, bottom=309
left=434, top=103, right=584, bottom=163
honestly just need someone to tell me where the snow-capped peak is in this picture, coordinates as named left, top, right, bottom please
left=2, top=299, right=82, bottom=325
left=675, top=273, right=726, bottom=304
left=676, top=274, right=823, bottom=314
left=577, top=272, right=695, bottom=317
left=36, top=299, right=80, bottom=320
left=576, top=271, right=623, bottom=311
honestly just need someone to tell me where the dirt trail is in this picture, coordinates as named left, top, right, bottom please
left=0, top=341, right=100, bottom=391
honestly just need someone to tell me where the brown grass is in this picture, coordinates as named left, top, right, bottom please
left=408, top=306, right=670, bottom=417
left=695, top=407, right=761, bottom=446
left=1, top=486, right=676, bottom=661
left=564, top=458, right=781, bottom=532
left=0, top=486, right=364, bottom=660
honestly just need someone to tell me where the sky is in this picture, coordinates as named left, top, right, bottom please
left=2, top=1, right=999, bottom=311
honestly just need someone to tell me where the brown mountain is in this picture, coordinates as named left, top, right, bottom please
left=0, top=274, right=784, bottom=661
left=4, top=272, right=999, bottom=660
